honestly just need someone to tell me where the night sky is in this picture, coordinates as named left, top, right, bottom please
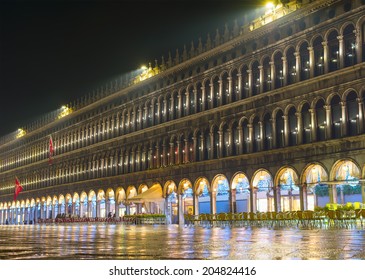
left=0, top=0, right=267, bottom=137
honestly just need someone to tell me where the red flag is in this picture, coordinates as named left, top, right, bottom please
left=49, top=135, right=54, bottom=164
left=14, top=177, right=23, bottom=201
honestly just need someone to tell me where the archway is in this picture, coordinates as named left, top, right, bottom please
left=276, top=167, right=300, bottom=211
left=105, top=188, right=115, bottom=218
left=126, top=186, right=137, bottom=215
left=231, top=172, right=250, bottom=212
left=194, top=177, right=211, bottom=215
left=97, top=189, right=106, bottom=218
left=302, top=163, right=328, bottom=209
left=252, top=169, right=273, bottom=212
left=331, top=159, right=361, bottom=205
left=115, top=187, right=126, bottom=217
left=178, top=179, right=194, bottom=216
left=164, top=181, right=178, bottom=224
left=211, top=175, right=229, bottom=214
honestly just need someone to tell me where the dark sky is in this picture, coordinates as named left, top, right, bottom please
left=0, top=0, right=267, bottom=137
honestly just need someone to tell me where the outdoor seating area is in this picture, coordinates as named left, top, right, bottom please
left=184, top=207, right=365, bottom=229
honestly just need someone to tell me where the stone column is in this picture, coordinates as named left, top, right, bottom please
left=51, top=204, right=55, bottom=219
left=295, top=112, right=303, bottom=145
left=309, top=109, right=316, bottom=142
left=227, top=76, right=232, bottom=103
left=247, top=124, right=253, bottom=153
left=237, top=126, right=243, bottom=154
left=177, top=93, right=182, bottom=118
left=340, top=101, right=347, bottom=136
left=218, top=130, right=223, bottom=158
left=270, top=62, right=275, bottom=90
left=40, top=202, right=45, bottom=219
left=337, top=35, right=344, bottom=69
left=325, top=105, right=332, bottom=139
left=282, top=56, right=288, bottom=86
left=322, top=41, right=329, bottom=74
left=178, top=194, right=184, bottom=226
left=218, top=79, right=223, bottom=106
left=294, top=52, right=301, bottom=82
left=270, top=118, right=277, bottom=149
left=258, top=65, right=264, bottom=93
left=96, top=200, right=100, bottom=218
left=230, top=188, right=237, bottom=213
left=169, top=142, right=174, bottom=165
left=201, top=86, right=206, bottom=111
left=237, top=73, right=242, bottom=100
left=250, top=187, right=257, bottom=213
left=247, top=70, right=252, bottom=97
left=283, top=115, right=289, bottom=147
left=183, top=92, right=188, bottom=116
left=209, top=83, right=214, bottom=109
left=357, top=99, right=364, bottom=134
left=308, top=46, right=314, bottom=78
left=329, top=185, right=337, bottom=204
left=258, top=121, right=263, bottom=151
left=162, top=99, right=167, bottom=122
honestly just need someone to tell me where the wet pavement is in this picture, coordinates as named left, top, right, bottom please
left=0, top=224, right=364, bottom=260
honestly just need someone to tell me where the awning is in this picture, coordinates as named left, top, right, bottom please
left=127, top=185, right=164, bottom=203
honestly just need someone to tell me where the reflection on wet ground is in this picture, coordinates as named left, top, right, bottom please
left=0, top=224, right=364, bottom=260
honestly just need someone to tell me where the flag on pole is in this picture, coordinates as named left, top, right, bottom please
left=14, top=177, right=23, bottom=201
left=49, top=135, right=54, bottom=165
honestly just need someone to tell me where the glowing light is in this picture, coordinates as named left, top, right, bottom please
left=16, top=128, right=26, bottom=138
left=266, top=2, right=275, bottom=9
left=58, top=105, right=73, bottom=119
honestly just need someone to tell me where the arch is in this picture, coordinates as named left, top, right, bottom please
left=301, top=162, right=329, bottom=209
left=178, top=178, right=194, bottom=216
left=231, top=172, right=250, bottom=212
left=330, top=158, right=361, bottom=205
left=252, top=169, right=274, bottom=212
left=164, top=180, right=178, bottom=224
left=194, top=177, right=211, bottom=215
left=275, top=166, right=300, bottom=211
left=211, top=174, right=230, bottom=214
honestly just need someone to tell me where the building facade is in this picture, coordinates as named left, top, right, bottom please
left=1, top=0, right=365, bottom=225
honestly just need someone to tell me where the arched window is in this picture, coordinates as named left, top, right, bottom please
left=275, top=110, right=285, bottom=147
left=301, top=103, right=311, bottom=143
left=315, top=99, right=326, bottom=141
left=299, top=42, right=310, bottom=81
left=331, top=95, right=342, bottom=138
left=274, top=52, right=284, bottom=89
left=204, top=128, right=211, bottom=160
left=346, top=91, right=359, bottom=136
left=231, top=121, right=239, bottom=155
left=263, top=113, right=272, bottom=150
left=242, top=119, right=250, bottom=153
left=221, top=72, right=229, bottom=105
left=262, top=57, right=271, bottom=92
left=288, top=107, right=298, bottom=146
left=252, top=116, right=261, bottom=152
left=188, top=86, right=194, bottom=115
left=231, top=69, right=239, bottom=102
left=212, top=77, right=219, bottom=108
left=204, top=80, right=210, bottom=109
left=241, top=65, right=249, bottom=99
left=212, top=126, right=219, bottom=159
left=286, top=47, right=296, bottom=85
left=221, top=123, right=229, bottom=157
left=251, top=61, right=260, bottom=96
left=328, top=30, right=339, bottom=72
left=196, top=83, right=204, bottom=113
left=343, top=24, right=356, bottom=67
left=313, top=36, right=324, bottom=76
left=181, top=89, right=187, bottom=117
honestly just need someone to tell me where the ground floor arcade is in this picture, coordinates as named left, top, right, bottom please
left=1, top=158, right=364, bottom=225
